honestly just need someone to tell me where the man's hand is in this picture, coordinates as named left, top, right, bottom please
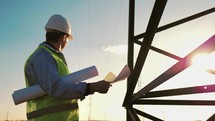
left=90, top=80, right=111, bottom=94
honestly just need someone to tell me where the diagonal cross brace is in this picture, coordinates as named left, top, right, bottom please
left=123, top=0, right=168, bottom=106
left=141, top=84, right=215, bottom=98
left=132, top=34, right=215, bottom=101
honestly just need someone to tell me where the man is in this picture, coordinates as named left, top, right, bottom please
left=25, top=14, right=111, bottom=121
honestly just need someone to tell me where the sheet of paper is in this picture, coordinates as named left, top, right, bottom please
left=104, top=72, right=116, bottom=83
left=12, top=66, right=98, bottom=105
left=114, top=65, right=130, bottom=83
left=104, top=65, right=130, bottom=83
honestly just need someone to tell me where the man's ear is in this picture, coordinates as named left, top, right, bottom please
left=61, top=34, right=67, bottom=42
left=63, top=34, right=67, bottom=40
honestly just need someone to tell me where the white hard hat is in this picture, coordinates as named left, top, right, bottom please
left=45, top=14, right=73, bottom=40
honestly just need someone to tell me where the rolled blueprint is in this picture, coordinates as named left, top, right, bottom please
left=61, top=66, right=98, bottom=84
left=12, top=85, right=45, bottom=105
left=12, top=66, right=98, bottom=105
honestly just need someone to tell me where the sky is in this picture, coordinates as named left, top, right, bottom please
left=0, top=0, right=215, bottom=121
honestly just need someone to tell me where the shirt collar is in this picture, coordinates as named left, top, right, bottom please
left=40, top=42, right=60, bottom=53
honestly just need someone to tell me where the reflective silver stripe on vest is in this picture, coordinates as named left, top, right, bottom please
left=27, top=103, right=78, bottom=119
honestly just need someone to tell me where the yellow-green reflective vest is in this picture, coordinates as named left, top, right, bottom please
left=25, top=46, right=79, bottom=121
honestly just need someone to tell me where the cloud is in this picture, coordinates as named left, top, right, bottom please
left=103, top=44, right=127, bottom=55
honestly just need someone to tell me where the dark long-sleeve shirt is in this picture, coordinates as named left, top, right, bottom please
left=25, top=42, right=88, bottom=100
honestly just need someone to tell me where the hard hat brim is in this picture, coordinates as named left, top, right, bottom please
left=46, top=29, right=73, bottom=40
left=67, top=34, right=73, bottom=40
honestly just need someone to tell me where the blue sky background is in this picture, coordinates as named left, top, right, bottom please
left=0, top=0, right=215, bottom=120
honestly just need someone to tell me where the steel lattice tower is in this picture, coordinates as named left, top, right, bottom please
left=123, top=0, right=215, bottom=120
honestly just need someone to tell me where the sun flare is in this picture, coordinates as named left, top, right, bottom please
left=192, top=52, right=215, bottom=71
